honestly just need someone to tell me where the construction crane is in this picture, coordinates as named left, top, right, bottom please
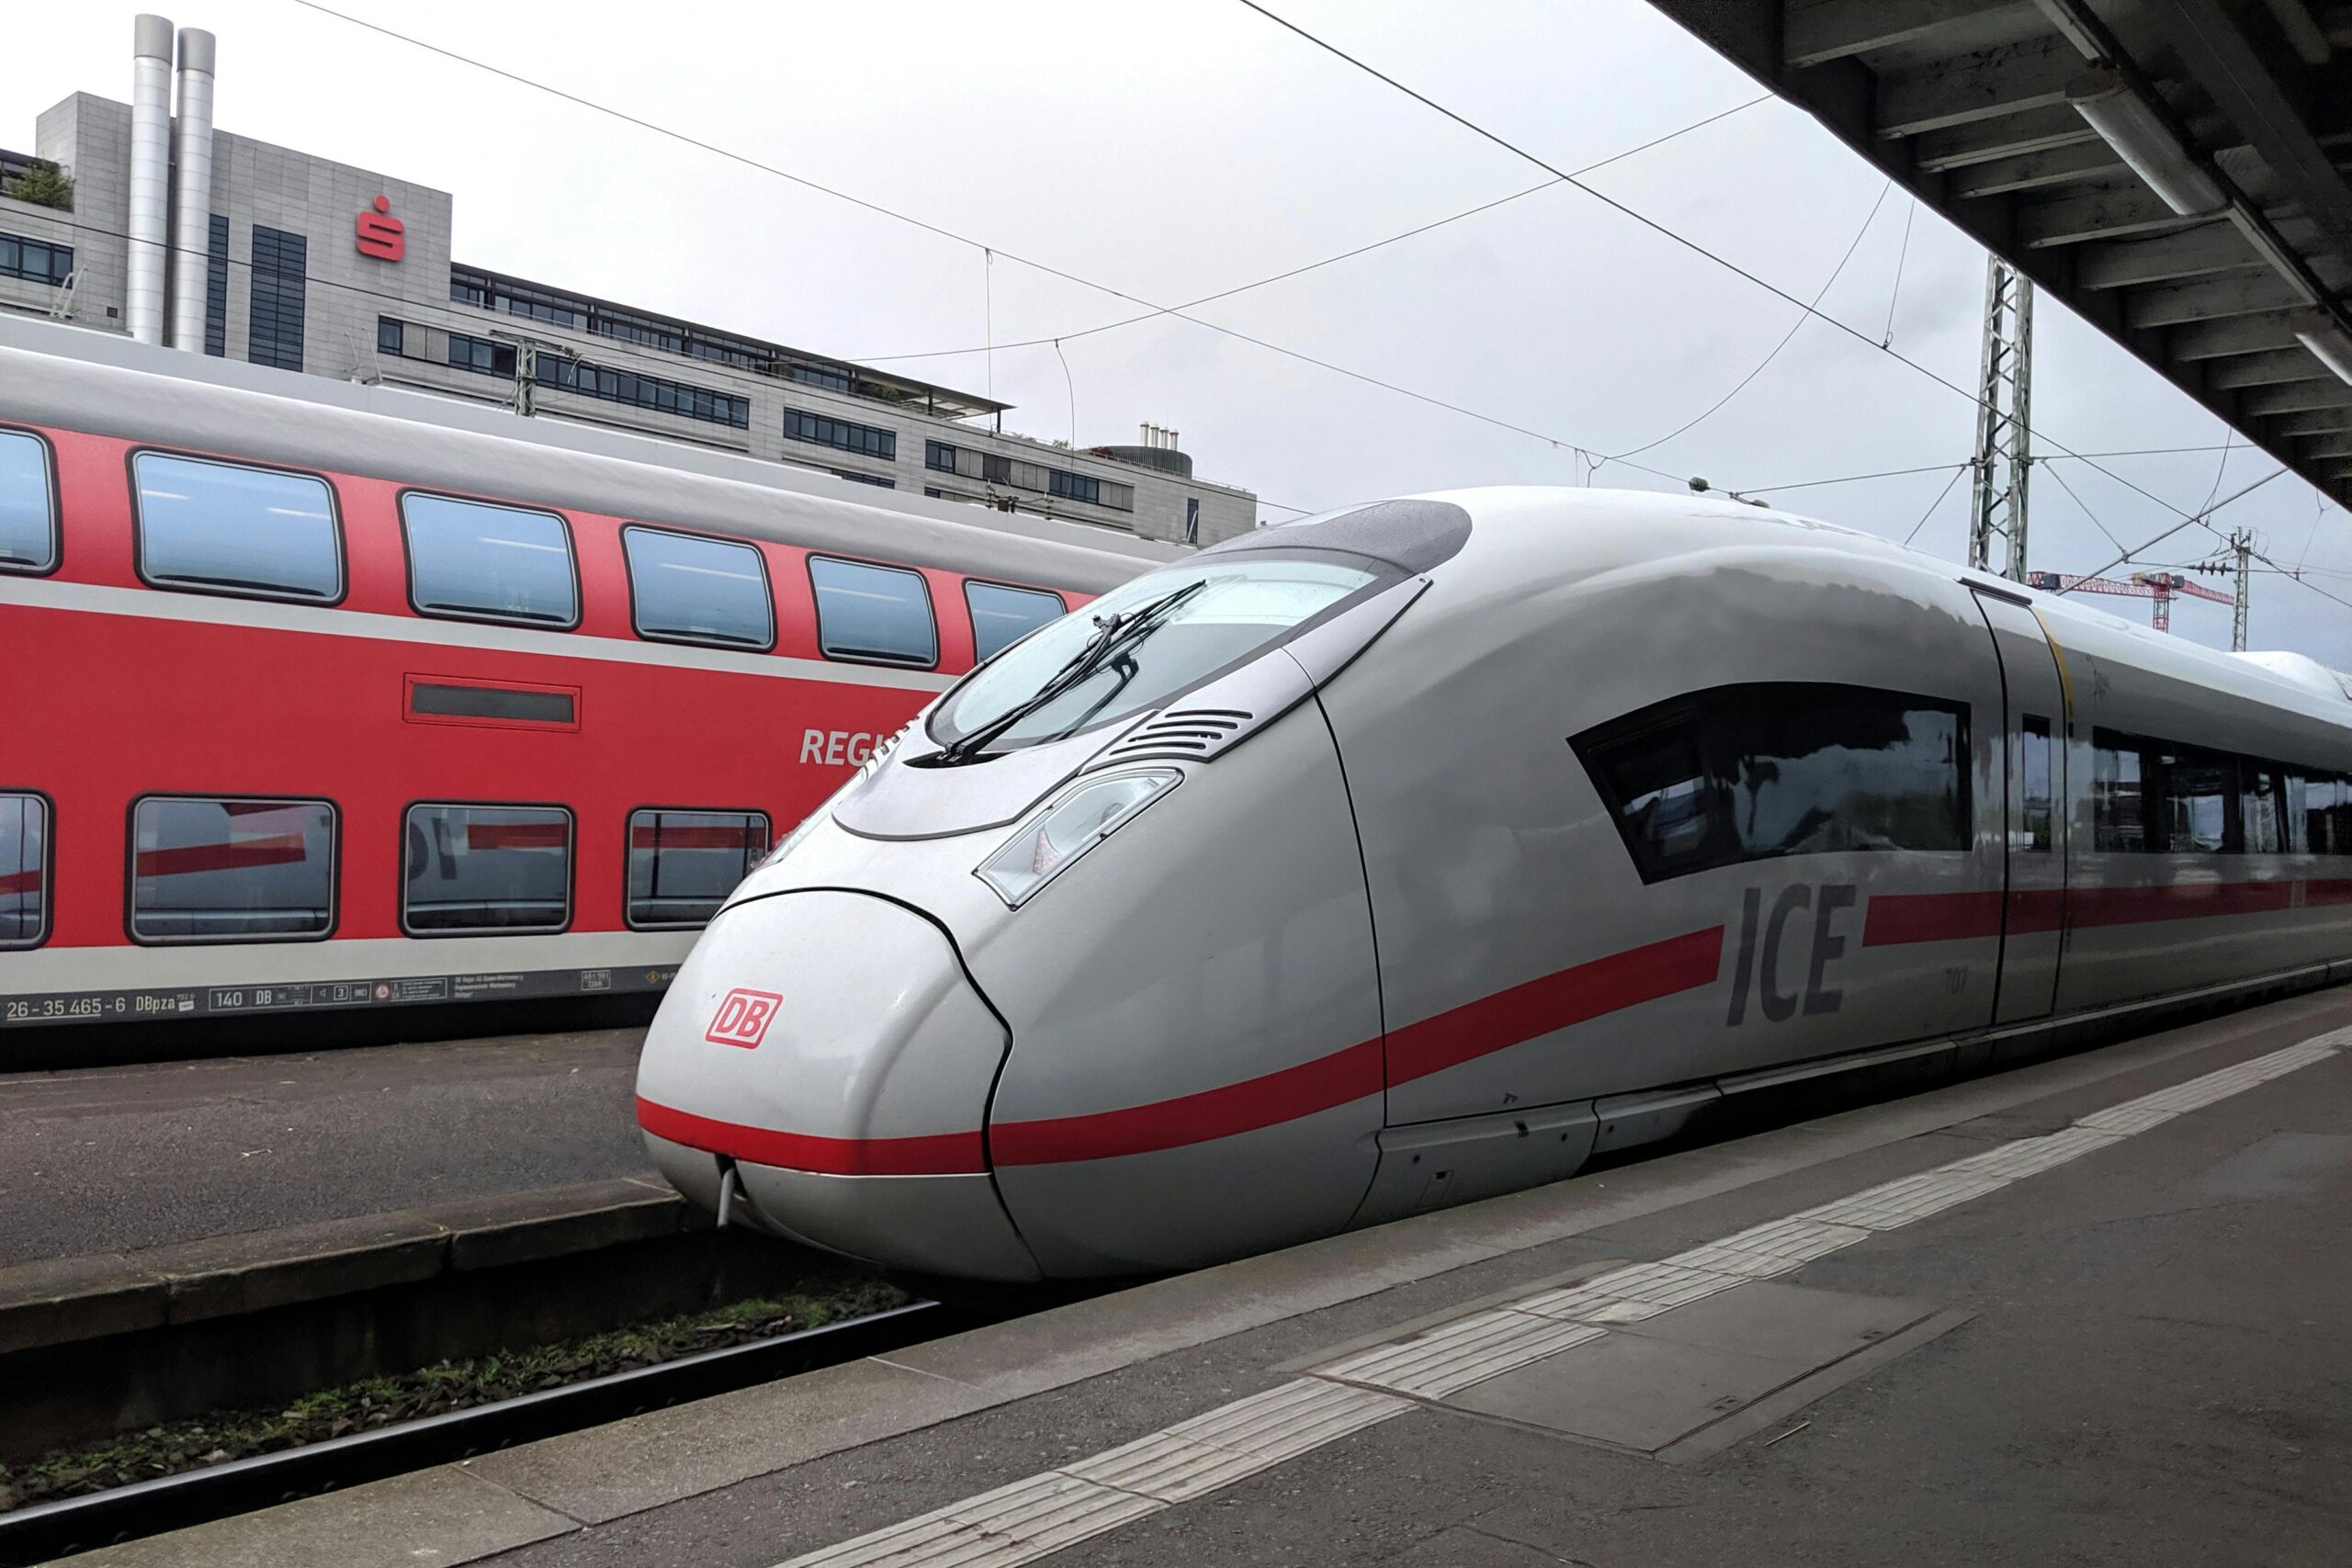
left=2025, top=570, right=2234, bottom=634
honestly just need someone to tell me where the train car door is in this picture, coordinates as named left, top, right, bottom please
left=1972, top=588, right=2068, bottom=1021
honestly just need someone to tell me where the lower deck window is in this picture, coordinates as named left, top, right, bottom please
left=1574, top=682, right=1969, bottom=884
left=626, top=809, right=769, bottom=928
left=130, top=796, right=335, bottom=942
left=0, top=792, right=46, bottom=947
left=403, top=804, right=572, bottom=933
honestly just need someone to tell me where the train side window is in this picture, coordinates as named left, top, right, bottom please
left=2154, top=743, right=2231, bottom=853
left=625, top=809, right=770, bottom=929
left=0, top=792, right=48, bottom=949
left=2020, top=716, right=2053, bottom=852
left=0, top=429, right=58, bottom=574
left=2243, top=762, right=2287, bottom=854
left=132, top=452, right=341, bottom=601
left=808, top=556, right=938, bottom=668
left=965, top=581, right=1067, bottom=662
left=1574, top=682, right=1968, bottom=884
left=130, top=796, right=335, bottom=942
left=401, top=493, right=579, bottom=627
left=2324, top=773, right=2352, bottom=855
left=622, top=526, right=775, bottom=649
left=2092, top=730, right=2149, bottom=852
left=402, top=805, right=572, bottom=935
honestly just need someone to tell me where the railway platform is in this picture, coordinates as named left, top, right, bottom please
left=0, top=1028, right=650, bottom=1266
left=57, top=987, right=2352, bottom=1567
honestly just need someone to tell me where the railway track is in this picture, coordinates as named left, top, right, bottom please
left=0, top=1299, right=953, bottom=1565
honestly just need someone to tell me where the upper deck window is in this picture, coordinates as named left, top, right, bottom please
left=624, top=526, right=774, bottom=649
left=966, top=581, right=1067, bottom=662
left=808, top=557, right=938, bottom=668
left=401, top=493, right=578, bottom=627
left=132, top=452, right=341, bottom=601
left=0, top=429, right=56, bottom=573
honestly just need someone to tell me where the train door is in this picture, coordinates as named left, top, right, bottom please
left=1972, top=589, right=2068, bottom=1021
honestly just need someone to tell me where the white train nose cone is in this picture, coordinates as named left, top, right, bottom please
left=634, top=888, right=1039, bottom=1281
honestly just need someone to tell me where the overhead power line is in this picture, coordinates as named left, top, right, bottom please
left=1230, top=0, right=2329, bottom=534
left=288, top=0, right=1734, bottom=491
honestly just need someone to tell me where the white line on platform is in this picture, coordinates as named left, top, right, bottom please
left=772, top=1034, right=2343, bottom=1568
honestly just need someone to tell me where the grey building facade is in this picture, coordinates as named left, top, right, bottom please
left=0, top=24, right=1256, bottom=547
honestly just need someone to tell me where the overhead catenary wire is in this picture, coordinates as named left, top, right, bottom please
left=854, top=93, right=1772, bottom=364
left=284, top=0, right=1710, bottom=492
left=1606, top=184, right=1891, bottom=460
left=1881, top=197, right=1917, bottom=348
left=1230, top=0, right=2331, bottom=533
left=1902, top=464, right=1969, bottom=547
left=2047, top=467, right=2290, bottom=594
left=2041, top=458, right=2134, bottom=558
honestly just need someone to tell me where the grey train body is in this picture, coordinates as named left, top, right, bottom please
left=635, top=488, right=2352, bottom=1280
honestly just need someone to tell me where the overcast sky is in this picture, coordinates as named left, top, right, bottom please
left=8, top=0, right=2350, bottom=660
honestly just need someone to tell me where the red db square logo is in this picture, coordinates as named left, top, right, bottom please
left=705, top=987, right=782, bottom=1048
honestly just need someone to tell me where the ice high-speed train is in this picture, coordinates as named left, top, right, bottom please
left=636, top=489, right=2352, bottom=1280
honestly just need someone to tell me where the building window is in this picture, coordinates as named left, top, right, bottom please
left=446, top=331, right=515, bottom=377
left=966, top=581, right=1067, bottom=662
left=377, top=316, right=403, bottom=356
left=1575, top=682, right=1970, bottom=885
left=1047, top=469, right=1102, bottom=506
left=131, top=451, right=341, bottom=602
left=130, top=796, right=336, bottom=942
left=830, top=468, right=896, bottom=490
left=926, top=441, right=957, bottom=474
left=623, top=525, right=774, bottom=649
left=247, top=224, right=307, bottom=371
left=787, top=362, right=853, bottom=393
left=1184, top=497, right=1201, bottom=545
left=203, top=213, right=229, bottom=357
left=0, top=792, right=47, bottom=949
left=784, top=409, right=896, bottom=461
left=401, top=492, right=578, bottom=626
left=402, top=804, right=571, bottom=934
left=0, top=428, right=57, bottom=574
left=449, top=275, right=487, bottom=308
left=808, top=556, right=937, bottom=668
left=536, top=357, right=750, bottom=430
left=0, top=231, right=72, bottom=286
left=626, top=809, right=770, bottom=929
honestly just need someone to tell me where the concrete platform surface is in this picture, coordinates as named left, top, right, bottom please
left=0, top=1030, right=649, bottom=1265
left=59, top=989, right=2352, bottom=1568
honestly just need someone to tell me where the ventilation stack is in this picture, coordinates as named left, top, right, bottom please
left=167, top=27, right=217, bottom=352
left=126, top=14, right=175, bottom=345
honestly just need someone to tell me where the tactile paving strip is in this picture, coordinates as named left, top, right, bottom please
left=775, top=1032, right=2343, bottom=1567
left=1514, top=1260, right=1748, bottom=1325
left=1663, top=1215, right=1872, bottom=1278
left=1317, top=1308, right=1606, bottom=1399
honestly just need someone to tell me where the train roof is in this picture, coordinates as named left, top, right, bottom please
left=0, top=315, right=1176, bottom=595
left=1369, top=485, right=2352, bottom=733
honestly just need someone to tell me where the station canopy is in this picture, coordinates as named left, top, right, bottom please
left=1643, top=0, right=2352, bottom=506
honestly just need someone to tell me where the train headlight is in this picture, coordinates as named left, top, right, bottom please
left=976, top=769, right=1180, bottom=908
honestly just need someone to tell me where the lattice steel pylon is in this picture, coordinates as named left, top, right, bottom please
left=1968, top=257, right=2034, bottom=582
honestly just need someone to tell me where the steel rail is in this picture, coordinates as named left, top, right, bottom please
left=0, top=1298, right=951, bottom=1566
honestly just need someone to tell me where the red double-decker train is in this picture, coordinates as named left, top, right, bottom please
left=0, top=322, right=1162, bottom=1046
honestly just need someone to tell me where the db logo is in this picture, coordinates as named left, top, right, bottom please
left=705, top=987, right=783, bottom=1048
left=355, top=194, right=405, bottom=262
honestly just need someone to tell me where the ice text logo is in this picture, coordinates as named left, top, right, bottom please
left=706, top=987, right=783, bottom=1048
left=356, top=195, right=405, bottom=262
left=1724, top=884, right=1856, bottom=1025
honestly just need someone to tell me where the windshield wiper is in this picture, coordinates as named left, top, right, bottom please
left=934, top=580, right=1206, bottom=764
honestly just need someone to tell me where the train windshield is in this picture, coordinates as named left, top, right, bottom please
left=927, top=556, right=1378, bottom=758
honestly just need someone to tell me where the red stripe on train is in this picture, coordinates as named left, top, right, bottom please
left=989, top=1039, right=1387, bottom=1166
left=640, top=927, right=1726, bottom=1174
left=0, top=869, right=37, bottom=896
left=1383, top=926, right=1726, bottom=1087
left=634, top=1096, right=987, bottom=1177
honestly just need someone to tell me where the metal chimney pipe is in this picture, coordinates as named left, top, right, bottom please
left=126, top=14, right=175, bottom=346
left=167, top=27, right=217, bottom=352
